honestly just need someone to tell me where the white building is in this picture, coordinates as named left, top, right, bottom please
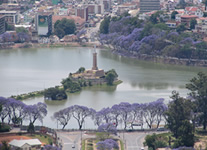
left=9, top=139, right=42, bottom=150
left=185, top=7, right=203, bottom=18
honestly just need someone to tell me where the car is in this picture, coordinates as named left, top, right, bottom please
left=140, top=147, right=144, bottom=150
left=72, top=144, right=75, bottom=148
left=156, top=127, right=166, bottom=131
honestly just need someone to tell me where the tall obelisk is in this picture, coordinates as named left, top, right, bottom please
left=92, top=45, right=98, bottom=70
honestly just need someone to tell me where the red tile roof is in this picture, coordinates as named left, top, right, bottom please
left=185, top=7, right=198, bottom=12
left=181, top=15, right=198, bottom=18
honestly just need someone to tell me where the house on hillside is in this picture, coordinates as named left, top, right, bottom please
left=9, top=139, right=42, bottom=150
left=185, top=6, right=203, bottom=18
left=194, top=17, right=207, bottom=34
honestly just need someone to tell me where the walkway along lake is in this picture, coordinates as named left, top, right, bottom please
left=0, top=47, right=206, bottom=129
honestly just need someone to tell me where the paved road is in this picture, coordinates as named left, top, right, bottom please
left=57, top=131, right=150, bottom=150
left=121, top=132, right=147, bottom=150
left=56, top=131, right=96, bottom=150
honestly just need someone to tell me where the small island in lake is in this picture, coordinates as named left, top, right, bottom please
left=44, top=50, right=121, bottom=100
left=70, top=51, right=119, bottom=86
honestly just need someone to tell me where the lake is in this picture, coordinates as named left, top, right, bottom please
left=0, top=47, right=206, bottom=129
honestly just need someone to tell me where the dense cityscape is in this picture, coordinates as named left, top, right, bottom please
left=1, top=0, right=207, bottom=149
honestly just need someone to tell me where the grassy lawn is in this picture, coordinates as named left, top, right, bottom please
left=27, top=134, right=53, bottom=145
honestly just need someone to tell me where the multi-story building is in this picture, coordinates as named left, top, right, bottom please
left=35, top=12, right=53, bottom=36
left=180, top=15, right=198, bottom=27
left=0, top=10, right=19, bottom=24
left=195, top=17, right=207, bottom=34
left=139, top=0, right=160, bottom=13
left=88, top=3, right=104, bottom=15
left=0, top=15, right=5, bottom=34
left=75, top=5, right=88, bottom=21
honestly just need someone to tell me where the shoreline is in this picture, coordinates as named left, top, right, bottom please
left=8, top=42, right=104, bottom=49
left=111, top=49, right=207, bottom=68
left=4, top=41, right=207, bottom=68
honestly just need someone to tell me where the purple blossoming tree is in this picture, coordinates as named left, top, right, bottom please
left=53, top=107, right=72, bottom=129
left=97, top=139, right=119, bottom=150
left=71, top=105, right=96, bottom=130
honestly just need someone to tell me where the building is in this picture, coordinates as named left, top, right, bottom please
left=181, top=15, right=198, bottom=27
left=52, top=15, right=85, bottom=32
left=195, top=17, right=207, bottom=34
left=103, top=0, right=112, bottom=12
left=88, top=3, right=104, bottom=15
left=9, top=139, right=42, bottom=150
left=0, top=15, right=6, bottom=34
left=165, top=20, right=177, bottom=28
left=185, top=6, right=203, bottom=18
left=139, top=0, right=160, bottom=13
left=35, top=12, right=53, bottom=36
left=75, top=5, right=88, bottom=21
left=0, top=10, right=19, bottom=24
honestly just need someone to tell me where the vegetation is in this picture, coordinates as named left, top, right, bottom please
left=99, top=13, right=207, bottom=60
left=16, top=27, right=28, bottom=33
left=54, top=18, right=76, bottom=38
left=186, top=72, right=207, bottom=130
left=100, top=16, right=111, bottom=34
left=144, top=133, right=168, bottom=150
left=44, top=87, right=67, bottom=100
left=105, top=69, right=118, bottom=85
left=0, top=141, right=10, bottom=150
left=165, top=91, right=194, bottom=147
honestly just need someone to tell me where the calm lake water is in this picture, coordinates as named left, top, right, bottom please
left=0, top=47, right=206, bottom=129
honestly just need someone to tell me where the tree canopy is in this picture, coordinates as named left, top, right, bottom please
left=165, top=91, right=194, bottom=147
left=54, top=18, right=76, bottom=38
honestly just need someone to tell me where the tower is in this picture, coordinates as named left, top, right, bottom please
left=92, top=52, right=98, bottom=70
left=92, top=45, right=98, bottom=70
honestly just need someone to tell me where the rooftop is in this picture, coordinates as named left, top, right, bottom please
left=0, top=10, right=17, bottom=14
left=9, top=139, right=42, bottom=148
left=181, top=15, right=198, bottom=18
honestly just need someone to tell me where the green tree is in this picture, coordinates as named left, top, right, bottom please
left=100, top=16, right=111, bottom=34
left=5, top=23, right=14, bottom=31
left=178, top=0, right=186, bottom=9
left=150, top=14, right=158, bottom=24
left=77, top=67, right=85, bottom=73
left=144, top=133, right=167, bottom=150
left=0, top=141, right=10, bottom=150
left=165, top=91, right=194, bottom=147
left=171, top=11, right=178, bottom=20
left=54, top=18, right=76, bottom=38
left=44, top=87, right=67, bottom=100
left=176, top=23, right=186, bottom=33
left=154, top=23, right=169, bottom=30
left=61, top=77, right=81, bottom=93
left=186, top=72, right=207, bottom=130
left=105, top=69, right=118, bottom=85
left=27, top=122, right=35, bottom=135
left=190, top=19, right=197, bottom=29
left=203, top=0, right=207, bottom=10
left=16, top=27, right=28, bottom=33
left=203, top=12, right=207, bottom=17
